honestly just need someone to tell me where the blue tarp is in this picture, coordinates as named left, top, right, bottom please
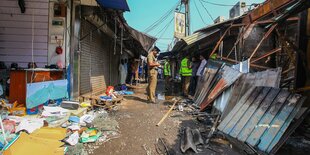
left=96, top=0, right=130, bottom=11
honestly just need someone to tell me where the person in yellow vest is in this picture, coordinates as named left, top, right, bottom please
left=163, top=57, right=171, bottom=91
left=179, top=55, right=192, bottom=96
left=147, top=47, right=160, bottom=103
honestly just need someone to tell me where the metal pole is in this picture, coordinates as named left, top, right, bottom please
left=184, top=0, right=190, bottom=36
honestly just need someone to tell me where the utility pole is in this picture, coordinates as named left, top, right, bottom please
left=183, top=0, right=190, bottom=36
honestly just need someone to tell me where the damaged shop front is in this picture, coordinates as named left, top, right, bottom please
left=0, top=0, right=155, bottom=154
left=167, top=0, right=310, bottom=154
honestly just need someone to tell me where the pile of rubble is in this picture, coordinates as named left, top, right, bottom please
left=0, top=92, right=126, bottom=154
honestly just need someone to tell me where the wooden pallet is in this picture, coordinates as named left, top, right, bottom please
left=80, top=93, right=123, bottom=109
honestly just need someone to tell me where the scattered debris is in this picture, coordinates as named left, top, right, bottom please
left=142, top=144, right=152, bottom=155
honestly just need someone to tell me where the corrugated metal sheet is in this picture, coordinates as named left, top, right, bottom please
left=213, top=60, right=250, bottom=112
left=80, top=19, right=111, bottom=95
left=200, top=65, right=242, bottom=111
left=0, top=0, right=49, bottom=68
left=182, top=29, right=220, bottom=45
left=218, top=86, right=306, bottom=154
left=221, top=67, right=282, bottom=119
left=193, top=60, right=223, bottom=105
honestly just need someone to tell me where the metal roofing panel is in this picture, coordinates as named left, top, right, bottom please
left=221, top=67, right=282, bottom=119
left=96, top=0, right=130, bottom=11
left=182, top=29, right=220, bottom=45
left=200, top=65, right=242, bottom=111
left=217, top=86, right=306, bottom=154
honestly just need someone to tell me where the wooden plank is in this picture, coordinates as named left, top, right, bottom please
left=15, top=62, right=46, bottom=68
left=0, top=34, right=48, bottom=43
left=209, top=25, right=232, bottom=57
left=0, top=41, right=47, bottom=49
left=245, top=89, right=290, bottom=146
left=0, top=27, right=48, bottom=35
left=222, top=87, right=263, bottom=134
left=230, top=87, right=271, bottom=138
left=0, top=21, right=48, bottom=29
left=237, top=88, right=280, bottom=142
left=0, top=14, right=48, bottom=22
left=217, top=87, right=257, bottom=131
left=0, top=7, right=48, bottom=16
left=259, top=94, right=302, bottom=152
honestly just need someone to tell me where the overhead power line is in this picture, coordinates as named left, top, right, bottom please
left=156, top=17, right=174, bottom=38
left=198, top=0, right=214, bottom=21
left=193, top=0, right=207, bottom=25
left=200, top=0, right=255, bottom=7
left=144, top=0, right=181, bottom=33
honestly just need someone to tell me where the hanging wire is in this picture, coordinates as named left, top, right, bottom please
left=193, top=0, right=207, bottom=25
left=144, top=0, right=181, bottom=33
left=155, top=17, right=174, bottom=37
left=200, top=0, right=255, bottom=7
left=198, top=0, right=214, bottom=21
left=30, top=9, right=35, bottom=84
left=114, top=17, right=117, bottom=55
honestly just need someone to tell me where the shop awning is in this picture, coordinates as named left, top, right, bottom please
left=183, top=28, right=220, bottom=46
left=171, top=28, right=220, bottom=52
left=126, top=25, right=157, bottom=53
left=96, top=0, right=130, bottom=11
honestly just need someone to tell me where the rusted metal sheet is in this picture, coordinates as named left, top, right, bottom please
left=217, top=86, right=307, bottom=154
left=244, top=0, right=292, bottom=23
left=200, top=66, right=242, bottom=111
left=193, top=60, right=223, bottom=105
left=221, top=68, right=282, bottom=119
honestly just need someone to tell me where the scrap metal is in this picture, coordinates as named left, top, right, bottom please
left=217, top=86, right=307, bottom=154
left=221, top=68, right=281, bottom=119
left=200, top=65, right=242, bottom=111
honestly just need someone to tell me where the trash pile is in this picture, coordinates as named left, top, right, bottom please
left=0, top=96, right=121, bottom=155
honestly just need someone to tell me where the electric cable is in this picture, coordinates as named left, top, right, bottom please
left=156, top=17, right=174, bottom=38
left=200, top=0, right=255, bottom=7
left=193, top=0, right=207, bottom=24
left=144, top=0, right=181, bottom=33
left=198, top=0, right=214, bottom=21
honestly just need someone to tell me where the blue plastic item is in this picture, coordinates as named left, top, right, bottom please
left=68, top=116, right=80, bottom=123
left=124, top=91, right=134, bottom=95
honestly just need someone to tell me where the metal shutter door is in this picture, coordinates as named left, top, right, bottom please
left=80, top=20, right=111, bottom=95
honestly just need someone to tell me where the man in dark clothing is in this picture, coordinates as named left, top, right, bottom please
left=189, top=56, right=200, bottom=97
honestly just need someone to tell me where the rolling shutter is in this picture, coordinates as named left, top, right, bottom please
left=80, top=20, right=111, bottom=95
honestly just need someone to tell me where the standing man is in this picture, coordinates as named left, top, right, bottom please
left=147, top=46, right=160, bottom=103
left=179, top=55, right=192, bottom=97
left=163, top=56, right=171, bottom=91
left=189, top=56, right=200, bottom=97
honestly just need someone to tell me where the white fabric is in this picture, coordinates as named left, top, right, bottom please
left=196, top=59, right=207, bottom=76
left=119, top=64, right=127, bottom=84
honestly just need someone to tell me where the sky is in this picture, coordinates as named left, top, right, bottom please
left=124, top=0, right=264, bottom=52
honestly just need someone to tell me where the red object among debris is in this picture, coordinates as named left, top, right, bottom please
left=106, top=86, right=114, bottom=96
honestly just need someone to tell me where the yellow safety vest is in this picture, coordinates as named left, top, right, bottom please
left=179, top=58, right=192, bottom=76
left=164, top=61, right=171, bottom=76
